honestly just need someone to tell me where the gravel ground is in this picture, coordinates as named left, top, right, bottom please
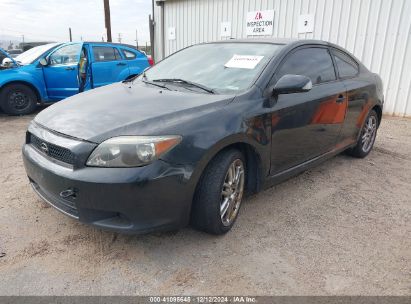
left=0, top=109, right=410, bottom=296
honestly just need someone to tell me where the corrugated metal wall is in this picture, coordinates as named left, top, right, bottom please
left=154, top=0, right=411, bottom=117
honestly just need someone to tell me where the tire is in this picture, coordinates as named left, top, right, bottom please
left=0, top=84, right=38, bottom=115
left=346, top=109, right=379, bottom=158
left=191, top=149, right=246, bottom=235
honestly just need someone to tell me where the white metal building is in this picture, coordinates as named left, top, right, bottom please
left=152, top=0, right=411, bottom=117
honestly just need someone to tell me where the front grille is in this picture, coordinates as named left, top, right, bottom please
left=29, top=133, right=75, bottom=165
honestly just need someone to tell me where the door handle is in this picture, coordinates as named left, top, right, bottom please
left=336, top=94, right=345, bottom=103
left=65, top=67, right=75, bottom=71
left=117, top=62, right=127, bottom=66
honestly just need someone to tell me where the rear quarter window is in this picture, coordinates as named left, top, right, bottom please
left=121, top=49, right=137, bottom=60
left=332, top=50, right=359, bottom=78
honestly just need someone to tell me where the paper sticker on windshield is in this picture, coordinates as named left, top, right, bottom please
left=224, top=55, right=264, bottom=69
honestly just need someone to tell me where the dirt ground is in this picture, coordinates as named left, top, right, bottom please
left=0, top=109, right=410, bottom=296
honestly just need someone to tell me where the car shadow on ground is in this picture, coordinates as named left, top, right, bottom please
left=1, top=115, right=410, bottom=294
left=63, top=152, right=359, bottom=242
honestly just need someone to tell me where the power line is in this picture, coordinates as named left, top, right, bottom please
left=0, top=27, right=150, bottom=45
left=0, top=27, right=65, bottom=41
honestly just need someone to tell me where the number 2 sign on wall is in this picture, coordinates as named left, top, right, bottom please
left=298, top=14, right=314, bottom=34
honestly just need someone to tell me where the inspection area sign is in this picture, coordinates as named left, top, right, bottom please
left=246, top=10, right=274, bottom=36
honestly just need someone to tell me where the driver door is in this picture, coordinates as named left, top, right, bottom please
left=42, top=43, right=82, bottom=100
left=269, top=47, right=347, bottom=175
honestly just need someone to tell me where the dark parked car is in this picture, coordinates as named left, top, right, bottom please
left=22, top=39, right=383, bottom=235
left=7, top=49, right=23, bottom=58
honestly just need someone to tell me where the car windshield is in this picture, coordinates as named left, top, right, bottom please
left=15, top=43, right=60, bottom=65
left=143, top=42, right=283, bottom=93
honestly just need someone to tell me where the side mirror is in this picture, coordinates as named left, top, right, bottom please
left=39, top=58, right=48, bottom=66
left=2, top=58, right=13, bottom=67
left=272, top=74, right=312, bottom=95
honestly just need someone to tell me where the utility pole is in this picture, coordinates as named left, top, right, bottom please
left=104, top=0, right=112, bottom=42
left=117, top=33, right=122, bottom=43
left=69, top=28, right=72, bottom=42
left=149, top=14, right=155, bottom=59
left=135, top=29, right=138, bottom=50
left=21, top=35, right=25, bottom=50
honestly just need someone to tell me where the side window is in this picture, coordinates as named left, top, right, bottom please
left=332, top=50, right=359, bottom=78
left=49, top=44, right=81, bottom=66
left=93, top=46, right=121, bottom=62
left=276, top=48, right=336, bottom=85
left=121, top=49, right=137, bottom=60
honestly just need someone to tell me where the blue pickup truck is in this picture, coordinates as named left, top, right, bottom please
left=0, top=42, right=151, bottom=115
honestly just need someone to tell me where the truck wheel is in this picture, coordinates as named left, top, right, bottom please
left=191, top=149, right=246, bottom=235
left=0, top=84, right=38, bottom=115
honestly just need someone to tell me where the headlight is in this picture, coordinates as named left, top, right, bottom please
left=86, top=135, right=181, bottom=167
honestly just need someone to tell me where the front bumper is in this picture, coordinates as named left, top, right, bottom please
left=22, top=143, right=196, bottom=234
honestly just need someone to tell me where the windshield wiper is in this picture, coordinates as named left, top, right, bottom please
left=142, top=79, right=171, bottom=90
left=153, top=78, right=215, bottom=94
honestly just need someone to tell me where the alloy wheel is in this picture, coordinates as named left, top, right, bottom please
left=220, top=159, right=245, bottom=226
left=361, top=115, right=377, bottom=153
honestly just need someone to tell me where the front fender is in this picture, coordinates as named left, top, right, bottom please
left=0, top=65, right=47, bottom=100
left=160, top=93, right=272, bottom=187
left=186, top=132, right=269, bottom=190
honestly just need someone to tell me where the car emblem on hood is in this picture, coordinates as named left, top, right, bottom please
left=40, top=142, right=49, bottom=154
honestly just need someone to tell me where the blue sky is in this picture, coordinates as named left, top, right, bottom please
left=0, top=0, right=152, bottom=45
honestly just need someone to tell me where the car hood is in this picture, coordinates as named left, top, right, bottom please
left=35, top=81, right=235, bottom=143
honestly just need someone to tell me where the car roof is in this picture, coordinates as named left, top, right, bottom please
left=83, top=41, right=140, bottom=50
left=211, top=38, right=331, bottom=47
left=213, top=37, right=298, bottom=45
left=208, top=38, right=360, bottom=61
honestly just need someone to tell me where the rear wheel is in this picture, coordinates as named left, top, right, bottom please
left=0, top=84, right=38, bottom=115
left=191, top=149, right=245, bottom=235
left=347, top=109, right=378, bottom=158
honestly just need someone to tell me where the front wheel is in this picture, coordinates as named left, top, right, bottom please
left=191, top=149, right=246, bottom=235
left=0, top=84, right=38, bottom=115
left=347, top=109, right=379, bottom=158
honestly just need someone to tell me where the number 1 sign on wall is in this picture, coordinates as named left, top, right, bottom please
left=221, top=22, right=232, bottom=38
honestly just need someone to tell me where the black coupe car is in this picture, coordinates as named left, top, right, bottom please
left=23, top=39, right=383, bottom=235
